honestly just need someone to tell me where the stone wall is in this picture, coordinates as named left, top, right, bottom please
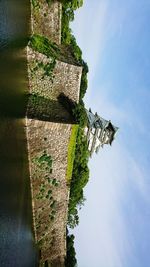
left=31, top=0, right=62, bottom=45
left=27, top=1, right=82, bottom=265
left=26, top=118, right=72, bottom=266
left=25, top=35, right=82, bottom=267
left=27, top=47, right=82, bottom=104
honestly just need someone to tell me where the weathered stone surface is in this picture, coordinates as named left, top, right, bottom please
left=26, top=118, right=72, bottom=266
left=27, top=47, right=82, bottom=104
left=27, top=1, right=82, bottom=265
left=31, top=0, right=62, bottom=45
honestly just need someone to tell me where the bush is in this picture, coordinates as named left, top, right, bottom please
left=68, top=126, right=89, bottom=228
left=57, top=93, right=88, bottom=127
left=29, top=34, right=60, bottom=58
left=65, top=231, right=77, bottom=267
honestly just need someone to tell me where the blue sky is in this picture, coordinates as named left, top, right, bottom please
left=71, top=1, right=150, bottom=266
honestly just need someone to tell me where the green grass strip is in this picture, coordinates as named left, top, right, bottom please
left=66, top=125, right=79, bottom=183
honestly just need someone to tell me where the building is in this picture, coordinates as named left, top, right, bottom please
left=85, top=108, right=118, bottom=156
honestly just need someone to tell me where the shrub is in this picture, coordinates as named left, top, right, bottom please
left=65, top=231, right=77, bottom=267
left=29, top=34, right=60, bottom=58
left=68, top=127, right=89, bottom=228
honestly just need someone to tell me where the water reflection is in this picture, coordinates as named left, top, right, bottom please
left=0, top=1, right=38, bottom=266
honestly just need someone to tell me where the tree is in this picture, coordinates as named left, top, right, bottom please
left=65, top=231, right=77, bottom=267
left=62, top=0, right=83, bottom=10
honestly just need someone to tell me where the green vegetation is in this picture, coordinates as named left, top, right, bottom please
left=58, top=94, right=88, bottom=127
left=79, top=62, right=88, bottom=99
left=65, top=231, right=77, bottom=267
left=46, top=176, right=60, bottom=186
left=30, top=0, right=89, bottom=264
left=33, top=151, right=53, bottom=174
left=58, top=94, right=89, bottom=222
left=66, top=125, right=79, bottom=183
left=61, top=0, right=89, bottom=101
left=31, top=0, right=40, bottom=9
left=33, top=152, right=59, bottom=225
left=61, top=0, right=83, bottom=45
left=31, top=59, right=56, bottom=81
left=27, top=94, right=74, bottom=123
left=57, top=93, right=89, bottom=227
left=32, top=0, right=52, bottom=9
left=59, top=2, right=90, bottom=265
left=72, top=100, right=88, bottom=127
left=58, top=0, right=89, bottom=232
left=37, top=151, right=53, bottom=168
left=29, top=34, right=60, bottom=59
left=68, top=127, right=89, bottom=228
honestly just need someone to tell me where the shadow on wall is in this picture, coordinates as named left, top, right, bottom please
left=27, top=93, right=76, bottom=124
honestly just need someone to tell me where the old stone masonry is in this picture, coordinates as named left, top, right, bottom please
left=26, top=1, right=82, bottom=266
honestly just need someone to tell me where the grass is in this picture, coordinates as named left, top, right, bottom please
left=66, top=125, right=79, bottom=183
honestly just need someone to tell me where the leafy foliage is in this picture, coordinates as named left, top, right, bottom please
left=58, top=96, right=89, bottom=228
left=57, top=93, right=87, bottom=127
left=68, top=127, right=89, bottom=228
left=65, top=231, right=77, bottom=267
left=31, top=0, right=40, bottom=9
left=61, top=0, right=89, bottom=98
left=58, top=98, right=89, bottom=229
left=61, top=0, right=83, bottom=44
left=37, top=152, right=53, bottom=168
left=61, top=0, right=83, bottom=10
left=72, top=100, right=88, bottom=127
left=32, top=0, right=52, bottom=8
left=29, top=34, right=60, bottom=59
left=35, top=59, right=56, bottom=80
left=34, top=151, right=53, bottom=171
left=80, top=61, right=88, bottom=99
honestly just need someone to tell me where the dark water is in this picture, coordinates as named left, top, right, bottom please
left=0, top=1, right=38, bottom=266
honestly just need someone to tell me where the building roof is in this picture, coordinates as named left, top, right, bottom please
left=86, top=108, right=118, bottom=131
left=86, top=108, right=119, bottom=146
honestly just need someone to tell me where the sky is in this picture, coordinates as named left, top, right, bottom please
left=71, top=1, right=150, bottom=267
